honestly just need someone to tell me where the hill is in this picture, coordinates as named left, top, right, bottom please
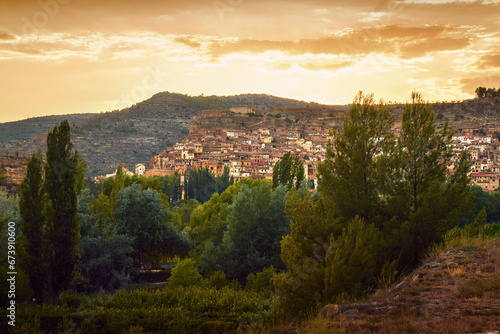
left=1, top=92, right=499, bottom=177
left=0, top=92, right=324, bottom=176
left=300, top=241, right=500, bottom=334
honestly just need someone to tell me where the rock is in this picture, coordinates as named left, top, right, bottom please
left=392, top=281, right=408, bottom=291
left=320, top=304, right=341, bottom=318
left=427, top=262, right=439, bottom=268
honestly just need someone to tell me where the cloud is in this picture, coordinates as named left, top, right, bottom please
left=477, top=53, right=500, bottom=69
left=300, top=62, right=352, bottom=72
left=460, top=75, right=500, bottom=95
left=400, top=37, right=471, bottom=58
left=0, top=31, right=16, bottom=41
left=209, top=25, right=472, bottom=59
left=175, top=36, right=202, bottom=49
left=312, top=8, right=330, bottom=14
left=267, top=61, right=352, bottom=72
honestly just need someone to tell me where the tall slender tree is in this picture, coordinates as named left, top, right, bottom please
left=44, top=120, right=84, bottom=295
left=18, top=149, right=46, bottom=302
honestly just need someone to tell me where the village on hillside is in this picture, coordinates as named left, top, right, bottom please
left=2, top=104, right=500, bottom=195
left=133, top=106, right=500, bottom=194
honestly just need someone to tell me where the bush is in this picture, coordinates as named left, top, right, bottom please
left=246, top=266, right=276, bottom=293
left=16, top=285, right=277, bottom=333
left=208, top=270, right=229, bottom=289
left=168, top=259, right=202, bottom=287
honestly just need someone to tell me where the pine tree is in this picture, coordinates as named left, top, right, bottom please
left=317, top=91, right=395, bottom=224
left=389, top=92, right=474, bottom=265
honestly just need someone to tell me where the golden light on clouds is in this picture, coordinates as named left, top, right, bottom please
left=0, top=0, right=499, bottom=122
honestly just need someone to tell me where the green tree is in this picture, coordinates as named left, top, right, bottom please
left=216, top=165, right=234, bottom=193
left=18, top=149, right=46, bottom=302
left=317, top=91, right=395, bottom=224
left=75, top=189, right=134, bottom=292
left=167, top=258, right=202, bottom=287
left=162, top=172, right=182, bottom=202
left=184, top=166, right=234, bottom=203
left=273, top=151, right=305, bottom=190
left=44, top=120, right=84, bottom=295
left=224, top=182, right=289, bottom=280
left=389, top=92, right=474, bottom=266
left=187, top=181, right=245, bottom=258
left=324, top=216, right=381, bottom=300
left=277, top=92, right=474, bottom=319
left=274, top=189, right=338, bottom=319
left=114, top=183, right=190, bottom=267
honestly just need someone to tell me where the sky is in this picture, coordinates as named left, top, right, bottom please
left=0, top=0, right=500, bottom=123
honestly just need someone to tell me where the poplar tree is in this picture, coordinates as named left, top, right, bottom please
left=44, top=120, right=84, bottom=295
left=272, top=151, right=305, bottom=190
left=18, top=149, right=46, bottom=302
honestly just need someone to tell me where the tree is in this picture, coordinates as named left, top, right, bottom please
left=184, top=166, right=218, bottom=203
left=184, top=166, right=234, bottom=203
left=389, top=92, right=474, bottom=266
left=317, top=91, right=395, bottom=224
left=475, top=86, right=486, bottom=98
left=75, top=189, right=134, bottom=292
left=324, top=216, right=381, bottom=300
left=274, top=189, right=338, bottom=319
left=272, top=151, right=305, bottom=190
left=114, top=183, right=190, bottom=267
left=187, top=180, right=245, bottom=258
left=44, top=120, right=85, bottom=295
left=167, top=258, right=202, bottom=287
left=18, top=150, right=46, bottom=302
left=224, top=182, right=289, bottom=280
left=216, top=166, right=234, bottom=193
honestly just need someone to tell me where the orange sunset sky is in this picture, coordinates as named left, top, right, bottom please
left=0, top=0, right=499, bottom=123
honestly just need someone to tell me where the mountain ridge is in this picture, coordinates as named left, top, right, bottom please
left=0, top=91, right=329, bottom=176
left=1, top=92, right=499, bottom=177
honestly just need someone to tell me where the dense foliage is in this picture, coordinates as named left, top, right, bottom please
left=188, top=179, right=290, bottom=281
left=475, top=86, right=500, bottom=98
left=8, top=91, right=500, bottom=330
left=272, top=151, right=305, bottom=190
left=15, top=285, right=276, bottom=334
left=184, top=165, right=234, bottom=203
left=275, top=92, right=475, bottom=318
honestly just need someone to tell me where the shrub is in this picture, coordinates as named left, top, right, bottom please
left=167, top=259, right=202, bottom=287
left=208, top=270, right=229, bottom=289
left=246, top=266, right=276, bottom=293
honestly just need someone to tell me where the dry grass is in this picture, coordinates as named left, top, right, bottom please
left=293, top=235, right=500, bottom=334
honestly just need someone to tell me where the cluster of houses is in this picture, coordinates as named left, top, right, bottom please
left=147, top=119, right=333, bottom=188
left=111, top=108, right=500, bottom=194
left=454, top=125, right=500, bottom=193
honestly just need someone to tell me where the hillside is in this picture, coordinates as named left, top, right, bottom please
left=1, top=92, right=499, bottom=177
left=0, top=92, right=324, bottom=176
left=307, top=242, right=500, bottom=334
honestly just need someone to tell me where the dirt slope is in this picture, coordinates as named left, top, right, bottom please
left=320, top=243, right=500, bottom=333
